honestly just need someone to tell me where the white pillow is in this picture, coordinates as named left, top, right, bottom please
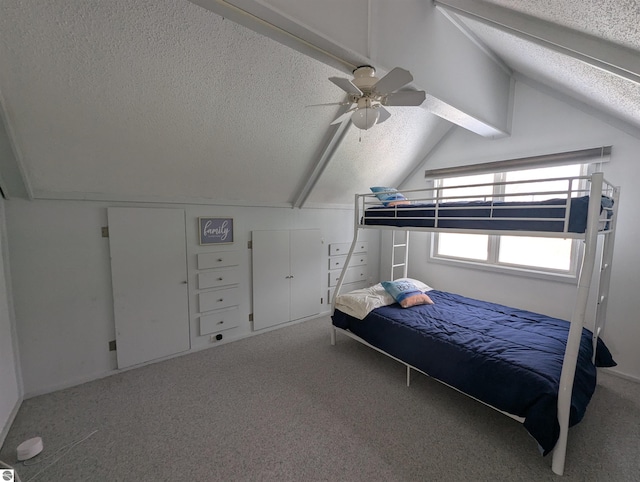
left=334, top=283, right=395, bottom=320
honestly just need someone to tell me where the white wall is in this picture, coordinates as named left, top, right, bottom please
left=402, top=80, right=640, bottom=381
left=5, top=200, right=378, bottom=397
left=0, top=199, right=22, bottom=443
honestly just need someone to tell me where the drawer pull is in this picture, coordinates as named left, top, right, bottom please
left=218, top=277, right=224, bottom=281
left=217, top=258, right=223, bottom=262
left=217, top=298, right=224, bottom=302
left=217, top=320, right=224, bottom=325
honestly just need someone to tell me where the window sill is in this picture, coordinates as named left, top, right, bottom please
left=428, top=255, right=579, bottom=285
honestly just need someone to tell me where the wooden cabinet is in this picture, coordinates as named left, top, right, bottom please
left=328, top=241, right=369, bottom=303
left=196, top=251, right=241, bottom=336
left=252, top=229, right=321, bottom=330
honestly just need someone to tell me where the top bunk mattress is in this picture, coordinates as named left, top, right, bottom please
left=362, top=195, right=614, bottom=233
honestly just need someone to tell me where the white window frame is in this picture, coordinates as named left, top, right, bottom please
left=428, top=164, right=590, bottom=283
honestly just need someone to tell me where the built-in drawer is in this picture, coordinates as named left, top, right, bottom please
left=198, top=268, right=240, bottom=290
left=198, top=287, right=239, bottom=313
left=349, top=253, right=367, bottom=267
left=328, top=253, right=368, bottom=270
left=197, top=251, right=240, bottom=270
left=199, top=307, right=240, bottom=335
left=329, top=257, right=347, bottom=270
left=329, top=241, right=367, bottom=256
left=328, top=266, right=367, bottom=287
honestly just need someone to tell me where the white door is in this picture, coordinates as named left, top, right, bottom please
left=252, top=229, right=321, bottom=330
left=290, top=229, right=321, bottom=321
left=252, top=230, right=290, bottom=330
left=108, top=208, right=190, bottom=368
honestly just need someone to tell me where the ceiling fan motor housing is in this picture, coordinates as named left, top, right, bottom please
left=352, top=65, right=378, bottom=92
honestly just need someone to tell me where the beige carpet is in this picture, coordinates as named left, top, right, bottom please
left=1, top=316, right=639, bottom=481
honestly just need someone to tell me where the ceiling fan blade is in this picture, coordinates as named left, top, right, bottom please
left=376, top=106, right=392, bottom=124
left=330, top=107, right=356, bottom=125
left=372, top=67, right=413, bottom=94
left=329, top=77, right=363, bottom=96
left=306, top=101, right=351, bottom=107
left=384, top=90, right=426, bottom=106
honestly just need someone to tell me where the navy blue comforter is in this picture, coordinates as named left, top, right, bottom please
left=332, top=290, right=615, bottom=454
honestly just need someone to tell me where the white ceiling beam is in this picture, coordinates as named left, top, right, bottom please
left=435, top=0, right=640, bottom=85
left=292, top=105, right=353, bottom=209
left=192, top=0, right=513, bottom=137
left=189, top=0, right=363, bottom=74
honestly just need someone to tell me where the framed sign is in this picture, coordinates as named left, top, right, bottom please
left=199, top=217, right=233, bottom=245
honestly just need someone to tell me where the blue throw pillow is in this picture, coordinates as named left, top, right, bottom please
left=370, top=186, right=408, bottom=207
left=381, top=280, right=422, bottom=304
left=382, top=280, right=434, bottom=308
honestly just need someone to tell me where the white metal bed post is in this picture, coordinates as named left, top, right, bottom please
left=552, top=173, right=604, bottom=476
left=591, top=185, right=619, bottom=361
left=331, top=194, right=362, bottom=345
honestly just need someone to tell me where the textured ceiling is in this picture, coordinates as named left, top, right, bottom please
left=0, top=0, right=445, bottom=205
left=0, top=1, right=350, bottom=204
left=439, top=0, right=640, bottom=135
left=482, top=0, right=640, bottom=49
left=306, top=109, right=451, bottom=205
left=460, top=16, right=640, bottom=131
left=0, top=0, right=639, bottom=206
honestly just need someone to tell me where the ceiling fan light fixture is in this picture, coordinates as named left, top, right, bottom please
left=351, top=106, right=379, bottom=130
left=327, top=65, right=425, bottom=130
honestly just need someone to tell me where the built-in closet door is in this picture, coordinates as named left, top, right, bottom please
left=108, top=207, right=190, bottom=369
left=290, top=229, right=321, bottom=321
left=252, top=230, right=290, bottom=328
left=252, top=229, right=321, bottom=330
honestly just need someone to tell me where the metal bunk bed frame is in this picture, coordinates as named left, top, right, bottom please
left=330, top=172, right=619, bottom=476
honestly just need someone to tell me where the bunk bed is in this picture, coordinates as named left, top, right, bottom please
left=330, top=172, right=619, bottom=476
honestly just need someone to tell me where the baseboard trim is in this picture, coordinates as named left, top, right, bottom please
left=24, top=312, right=333, bottom=399
left=602, top=367, right=640, bottom=384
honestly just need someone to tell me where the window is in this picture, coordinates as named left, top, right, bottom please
left=430, top=164, right=584, bottom=277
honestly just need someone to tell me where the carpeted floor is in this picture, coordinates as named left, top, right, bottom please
left=1, top=316, right=639, bottom=481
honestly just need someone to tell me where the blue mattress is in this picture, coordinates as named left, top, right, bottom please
left=332, top=290, right=616, bottom=454
left=363, top=195, right=614, bottom=233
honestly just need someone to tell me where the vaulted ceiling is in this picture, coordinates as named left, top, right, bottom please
left=0, top=1, right=638, bottom=207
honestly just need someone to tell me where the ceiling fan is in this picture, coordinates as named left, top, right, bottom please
left=326, top=65, right=426, bottom=130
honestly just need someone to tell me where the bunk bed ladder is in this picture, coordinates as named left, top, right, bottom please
left=391, top=230, right=409, bottom=280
